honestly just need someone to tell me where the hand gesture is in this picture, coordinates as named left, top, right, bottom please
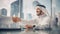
left=12, top=17, right=21, bottom=23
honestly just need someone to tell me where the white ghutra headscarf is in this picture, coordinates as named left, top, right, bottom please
left=33, top=1, right=49, bottom=16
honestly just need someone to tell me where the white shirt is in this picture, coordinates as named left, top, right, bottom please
left=21, top=14, right=51, bottom=27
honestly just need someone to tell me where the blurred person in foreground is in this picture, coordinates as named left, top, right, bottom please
left=55, top=12, right=60, bottom=27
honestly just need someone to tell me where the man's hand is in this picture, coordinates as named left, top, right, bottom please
left=25, top=24, right=33, bottom=28
left=25, top=24, right=33, bottom=32
left=12, top=17, right=21, bottom=23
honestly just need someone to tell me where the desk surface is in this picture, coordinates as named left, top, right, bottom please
left=0, top=27, right=60, bottom=34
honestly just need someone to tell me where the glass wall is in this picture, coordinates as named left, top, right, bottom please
left=0, top=0, right=51, bottom=19
left=52, top=0, right=60, bottom=26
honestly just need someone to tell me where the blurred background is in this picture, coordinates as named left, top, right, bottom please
left=0, top=0, right=60, bottom=34
left=0, top=0, right=60, bottom=28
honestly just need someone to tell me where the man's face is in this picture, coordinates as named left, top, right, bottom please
left=35, top=6, right=44, bottom=16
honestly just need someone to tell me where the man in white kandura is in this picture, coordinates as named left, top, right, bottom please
left=12, top=4, right=51, bottom=30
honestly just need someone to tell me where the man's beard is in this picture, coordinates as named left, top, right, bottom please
left=37, top=13, right=41, bottom=16
left=37, top=12, right=44, bottom=16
